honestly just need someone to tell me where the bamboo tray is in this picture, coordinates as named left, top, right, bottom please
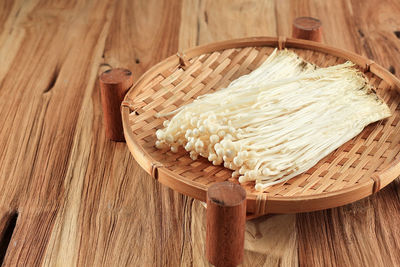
left=121, top=36, right=400, bottom=214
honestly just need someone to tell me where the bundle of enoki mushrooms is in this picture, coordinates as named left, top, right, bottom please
left=155, top=49, right=391, bottom=191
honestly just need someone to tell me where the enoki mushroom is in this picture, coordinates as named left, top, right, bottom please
left=155, top=49, right=391, bottom=191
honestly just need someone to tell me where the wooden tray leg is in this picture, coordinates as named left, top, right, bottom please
left=194, top=199, right=297, bottom=266
left=206, top=182, right=246, bottom=267
left=99, top=68, right=133, bottom=141
left=292, top=17, right=323, bottom=42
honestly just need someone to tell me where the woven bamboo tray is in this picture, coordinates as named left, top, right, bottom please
left=121, top=36, right=400, bottom=214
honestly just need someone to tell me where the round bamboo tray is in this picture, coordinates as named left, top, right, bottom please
left=121, top=36, right=400, bottom=214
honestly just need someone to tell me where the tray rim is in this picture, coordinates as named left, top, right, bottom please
left=122, top=36, right=400, bottom=214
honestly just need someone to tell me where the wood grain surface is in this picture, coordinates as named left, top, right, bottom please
left=0, top=0, right=400, bottom=266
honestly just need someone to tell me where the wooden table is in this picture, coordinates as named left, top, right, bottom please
left=1, top=0, right=400, bottom=266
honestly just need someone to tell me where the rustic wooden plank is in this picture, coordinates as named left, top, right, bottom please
left=38, top=0, right=189, bottom=266
left=0, top=0, right=118, bottom=265
left=298, top=182, right=400, bottom=266
left=0, top=0, right=188, bottom=265
left=0, top=0, right=113, bottom=207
